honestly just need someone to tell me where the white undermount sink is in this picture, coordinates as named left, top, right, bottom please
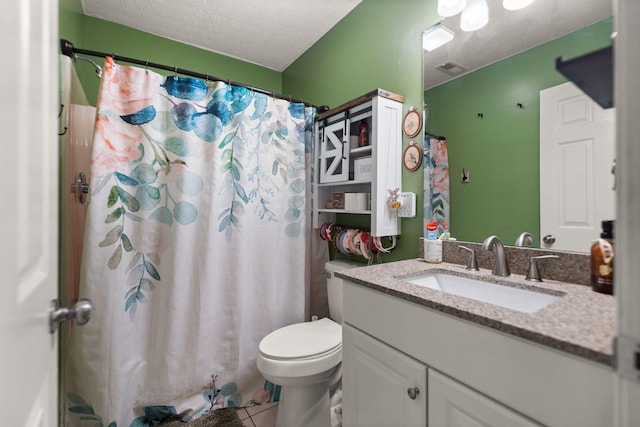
left=405, top=272, right=561, bottom=313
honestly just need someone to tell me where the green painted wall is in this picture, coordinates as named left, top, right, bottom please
left=283, top=0, right=440, bottom=261
left=61, top=2, right=608, bottom=262
left=424, top=18, right=612, bottom=246
left=59, top=0, right=84, bottom=48
left=57, top=1, right=439, bottom=262
left=58, top=13, right=282, bottom=107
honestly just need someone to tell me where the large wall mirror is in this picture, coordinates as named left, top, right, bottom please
left=422, top=0, right=613, bottom=253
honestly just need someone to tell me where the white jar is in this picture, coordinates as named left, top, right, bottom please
left=424, top=239, right=443, bottom=263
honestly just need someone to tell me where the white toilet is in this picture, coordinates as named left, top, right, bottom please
left=256, top=260, right=360, bottom=427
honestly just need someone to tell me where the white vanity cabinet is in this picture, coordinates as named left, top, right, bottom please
left=342, top=280, right=614, bottom=427
left=342, top=324, right=538, bottom=427
left=313, top=89, right=404, bottom=237
left=428, top=369, right=541, bottom=427
left=342, top=324, right=427, bottom=427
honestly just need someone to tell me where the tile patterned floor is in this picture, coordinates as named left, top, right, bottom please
left=236, top=402, right=278, bottom=427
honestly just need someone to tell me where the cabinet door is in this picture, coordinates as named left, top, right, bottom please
left=429, top=369, right=542, bottom=427
left=342, top=324, right=427, bottom=427
left=370, top=95, right=402, bottom=237
left=319, top=119, right=349, bottom=183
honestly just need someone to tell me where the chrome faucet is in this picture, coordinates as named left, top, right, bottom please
left=459, top=245, right=479, bottom=271
left=515, top=232, right=535, bottom=247
left=482, top=235, right=510, bottom=277
left=526, top=255, right=559, bottom=282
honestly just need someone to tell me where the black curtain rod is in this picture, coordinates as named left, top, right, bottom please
left=60, top=39, right=322, bottom=110
left=426, top=131, right=446, bottom=140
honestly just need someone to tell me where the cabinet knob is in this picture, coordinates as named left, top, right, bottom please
left=407, top=387, right=420, bottom=400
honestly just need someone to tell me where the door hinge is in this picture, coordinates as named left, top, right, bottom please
left=615, top=335, right=640, bottom=382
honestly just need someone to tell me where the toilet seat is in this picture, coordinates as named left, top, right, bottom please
left=259, top=318, right=341, bottom=360
left=257, top=318, right=342, bottom=378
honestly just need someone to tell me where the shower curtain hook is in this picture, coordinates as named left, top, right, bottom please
left=204, top=73, right=209, bottom=82
left=58, top=103, right=67, bottom=135
left=173, top=66, right=178, bottom=81
left=145, top=60, right=149, bottom=74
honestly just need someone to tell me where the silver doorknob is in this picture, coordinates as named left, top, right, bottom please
left=542, top=235, right=556, bottom=244
left=49, top=298, right=92, bottom=334
left=407, top=387, right=420, bottom=400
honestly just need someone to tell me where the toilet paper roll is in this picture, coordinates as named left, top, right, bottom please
left=344, top=193, right=369, bottom=211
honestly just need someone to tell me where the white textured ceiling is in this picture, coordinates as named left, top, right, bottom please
left=80, top=0, right=362, bottom=72
left=77, top=0, right=611, bottom=84
left=424, top=0, right=612, bottom=89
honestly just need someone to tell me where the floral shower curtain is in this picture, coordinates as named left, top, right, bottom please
left=423, top=137, right=450, bottom=234
left=64, top=56, right=315, bottom=426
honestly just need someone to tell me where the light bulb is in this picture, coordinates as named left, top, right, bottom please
left=460, top=0, right=489, bottom=32
left=437, top=0, right=467, bottom=17
left=503, top=0, right=535, bottom=10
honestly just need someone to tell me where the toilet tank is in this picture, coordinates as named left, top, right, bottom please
left=325, top=260, right=362, bottom=324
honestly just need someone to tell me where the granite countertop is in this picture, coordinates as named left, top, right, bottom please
left=336, top=259, right=615, bottom=366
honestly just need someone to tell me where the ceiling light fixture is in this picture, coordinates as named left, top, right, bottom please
left=460, top=0, right=489, bottom=32
left=437, top=0, right=467, bottom=17
left=503, top=0, right=535, bottom=11
left=423, top=23, right=456, bottom=51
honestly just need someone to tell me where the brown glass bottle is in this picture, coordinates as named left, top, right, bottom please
left=591, top=220, right=614, bottom=295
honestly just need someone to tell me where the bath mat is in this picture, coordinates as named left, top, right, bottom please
left=154, top=408, right=244, bottom=427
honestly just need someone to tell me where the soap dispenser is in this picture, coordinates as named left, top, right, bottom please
left=591, top=220, right=614, bottom=295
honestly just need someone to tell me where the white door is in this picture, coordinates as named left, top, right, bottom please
left=540, top=81, right=615, bottom=252
left=0, top=0, right=59, bottom=426
left=342, top=324, right=427, bottom=427
left=615, top=0, right=640, bottom=426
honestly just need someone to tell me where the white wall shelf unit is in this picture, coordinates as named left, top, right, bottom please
left=313, top=89, right=404, bottom=237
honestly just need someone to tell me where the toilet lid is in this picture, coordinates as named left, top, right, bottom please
left=259, top=318, right=342, bottom=360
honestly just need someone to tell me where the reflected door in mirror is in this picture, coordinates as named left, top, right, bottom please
left=540, top=81, right=615, bottom=252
